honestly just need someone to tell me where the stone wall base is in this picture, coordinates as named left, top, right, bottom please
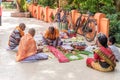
left=11, top=12, right=31, bottom=18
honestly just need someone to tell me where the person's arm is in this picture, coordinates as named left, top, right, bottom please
left=44, top=30, right=51, bottom=44
left=94, top=52, right=100, bottom=62
left=15, top=31, right=21, bottom=45
left=43, top=36, right=53, bottom=46
left=37, top=48, right=43, bottom=53
left=54, top=29, right=60, bottom=47
left=54, top=37, right=59, bottom=47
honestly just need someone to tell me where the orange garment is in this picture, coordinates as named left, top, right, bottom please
left=16, top=33, right=37, bottom=61
left=16, top=26, right=24, bottom=36
left=44, top=28, right=59, bottom=40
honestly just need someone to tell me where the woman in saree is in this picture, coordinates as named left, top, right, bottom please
left=86, top=33, right=116, bottom=72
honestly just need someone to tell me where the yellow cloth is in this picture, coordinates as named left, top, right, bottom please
left=16, top=33, right=37, bottom=61
left=44, top=28, right=59, bottom=40
left=91, top=62, right=114, bottom=72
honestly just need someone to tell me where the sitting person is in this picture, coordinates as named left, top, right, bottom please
left=42, top=26, right=62, bottom=47
left=16, top=28, right=48, bottom=62
left=108, top=36, right=120, bottom=62
left=86, top=33, right=116, bottom=72
left=7, top=23, right=26, bottom=51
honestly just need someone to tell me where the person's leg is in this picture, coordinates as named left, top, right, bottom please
left=6, top=46, right=18, bottom=52
left=53, top=38, right=63, bottom=47
left=12, top=46, right=18, bottom=52
left=6, top=46, right=12, bottom=51
left=60, top=22, right=62, bottom=31
left=86, top=58, right=95, bottom=67
left=65, top=23, right=68, bottom=30
left=22, top=53, right=48, bottom=62
left=42, top=37, right=48, bottom=45
left=57, top=22, right=61, bottom=31
left=61, top=23, right=65, bottom=31
left=57, top=38, right=63, bottom=46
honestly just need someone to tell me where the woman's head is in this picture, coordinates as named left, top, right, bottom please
left=97, top=33, right=108, bottom=48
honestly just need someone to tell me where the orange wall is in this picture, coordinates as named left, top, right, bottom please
left=28, top=4, right=109, bottom=37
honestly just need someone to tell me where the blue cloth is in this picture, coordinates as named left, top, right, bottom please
left=22, top=53, right=48, bottom=62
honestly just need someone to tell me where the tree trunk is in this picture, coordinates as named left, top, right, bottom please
left=16, top=0, right=20, bottom=12
left=116, top=0, right=120, bottom=12
left=113, top=0, right=120, bottom=12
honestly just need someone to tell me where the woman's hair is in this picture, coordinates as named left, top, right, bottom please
left=109, top=36, right=116, bottom=44
left=97, top=33, right=108, bottom=48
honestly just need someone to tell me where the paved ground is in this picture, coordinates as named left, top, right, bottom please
left=0, top=10, right=120, bottom=80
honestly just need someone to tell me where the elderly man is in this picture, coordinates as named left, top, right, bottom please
left=16, top=28, right=48, bottom=62
left=7, top=23, right=26, bottom=51
left=43, top=26, right=62, bottom=47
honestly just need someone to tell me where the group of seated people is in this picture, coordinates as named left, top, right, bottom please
left=7, top=23, right=62, bottom=62
left=7, top=23, right=120, bottom=72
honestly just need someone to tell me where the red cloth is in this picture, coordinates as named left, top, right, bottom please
left=94, top=47, right=114, bottom=61
left=86, top=58, right=95, bottom=66
left=48, top=46, right=69, bottom=63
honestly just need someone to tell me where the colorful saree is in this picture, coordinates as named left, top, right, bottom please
left=86, top=47, right=116, bottom=72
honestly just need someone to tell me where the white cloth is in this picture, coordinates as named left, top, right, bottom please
left=61, top=45, right=74, bottom=50
left=85, top=45, right=97, bottom=53
left=109, top=45, right=120, bottom=61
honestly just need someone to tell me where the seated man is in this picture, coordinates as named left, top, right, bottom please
left=43, top=26, right=62, bottom=47
left=16, top=28, right=48, bottom=62
left=7, top=23, right=26, bottom=51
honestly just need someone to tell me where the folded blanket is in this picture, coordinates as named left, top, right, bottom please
left=47, top=46, right=69, bottom=63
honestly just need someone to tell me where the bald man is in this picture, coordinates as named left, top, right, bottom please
left=16, top=28, right=48, bottom=62
left=7, top=23, right=26, bottom=51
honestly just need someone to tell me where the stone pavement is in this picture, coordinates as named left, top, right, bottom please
left=0, top=10, right=120, bottom=80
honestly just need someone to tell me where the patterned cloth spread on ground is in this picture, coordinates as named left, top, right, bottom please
left=78, top=50, right=93, bottom=55
left=65, top=53, right=84, bottom=61
left=65, top=50, right=93, bottom=61
left=47, top=46, right=70, bottom=63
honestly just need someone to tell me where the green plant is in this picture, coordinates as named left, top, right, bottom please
left=51, top=15, right=55, bottom=20
left=2, top=2, right=14, bottom=9
left=106, top=13, right=120, bottom=44
left=20, top=0, right=27, bottom=12
left=38, top=0, right=56, bottom=8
